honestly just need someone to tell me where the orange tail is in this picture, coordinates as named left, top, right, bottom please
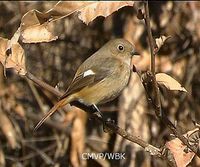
left=34, top=96, right=73, bottom=131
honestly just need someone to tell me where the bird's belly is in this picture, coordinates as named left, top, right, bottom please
left=77, top=69, right=130, bottom=105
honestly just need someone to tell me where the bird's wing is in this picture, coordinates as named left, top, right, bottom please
left=59, top=57, right=119, bottom=100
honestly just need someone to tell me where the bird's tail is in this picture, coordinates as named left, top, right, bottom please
left=34, top=95, right=74, bottom=131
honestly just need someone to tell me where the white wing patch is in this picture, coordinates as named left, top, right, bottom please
left=83, top=69, right=95, bottom=77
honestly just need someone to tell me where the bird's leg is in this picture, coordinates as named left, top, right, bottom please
left=70, top=100, right=103, bottom=119
left=90, top=105, right=117, bottom=133
left=70, top=100, right=117, bottom=133
left=91, top=104, right=103, bottom=119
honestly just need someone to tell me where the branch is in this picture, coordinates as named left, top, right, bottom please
left=25, top=72, right=62, bottom=97
left=144, top=1, right=156, bottom=74
left=143, top=0, right=200, bottom=158
left=24, top=71, right=175, bottom=163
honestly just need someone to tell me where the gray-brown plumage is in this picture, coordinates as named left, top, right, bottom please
left=34, top=38, right=138, bottom=130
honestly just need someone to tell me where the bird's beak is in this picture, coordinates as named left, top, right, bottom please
left=131, top=49, right=140, bottom=56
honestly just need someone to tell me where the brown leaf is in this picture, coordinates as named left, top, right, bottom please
left=20, top=2, right=93, bottom=43
left=0, top=110, right=17, bottom=149
left=6, top=27, right=21, bottom=50
left=78, top=1, right=134, bottom=24
left=155, top=35, right=171, bottom=51
left=21, top=22, right=58, bottom=43
left=0, top=37, right=26, bottom=75
left=156, top=73, right=187, bottom=92
left=20, top=9, right=52, bottom=43
left=165, top=129, right=199, bottom=167
left=20, top=1, right=134, bottom=43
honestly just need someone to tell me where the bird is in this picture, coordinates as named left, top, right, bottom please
left=34, top=38, right=138, bottom=130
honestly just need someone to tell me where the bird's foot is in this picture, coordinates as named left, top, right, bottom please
left=103, top=118, right=115, bottom=133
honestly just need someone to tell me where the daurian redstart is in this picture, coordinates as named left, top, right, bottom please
left=34, top=38, right=138, bottom=130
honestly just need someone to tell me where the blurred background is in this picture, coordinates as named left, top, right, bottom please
left=0, top=1, right=199, bottom=167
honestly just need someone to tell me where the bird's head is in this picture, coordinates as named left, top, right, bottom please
left=101, top=38, right=139, bottom=66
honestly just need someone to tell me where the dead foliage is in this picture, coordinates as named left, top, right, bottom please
left=0, top=1, right=199, bottom=167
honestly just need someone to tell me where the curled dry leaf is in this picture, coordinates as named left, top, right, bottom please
left=20, top=1, right=92, bottom=43
left=0, top=37, right=26, bottom=75
left=165, top=128, right=199, bottom=167
left=0, top=110, right=17, bottom=149
left=20, top=1, right=134, bottom=43
left=155, top=35, right=171, bottom=51
left=78, top=1, right=134, bottom=24
left=21, top=21, right=58, bottom=43
left=156, top=73, right=187, bottom=92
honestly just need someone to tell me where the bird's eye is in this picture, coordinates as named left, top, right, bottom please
left=117, top=44, right=124, bottom=51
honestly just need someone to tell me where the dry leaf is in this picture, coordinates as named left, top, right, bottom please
left=6, top=27, right=21, bottom=50
left=0, top=37, right=26, bottom=75
left=20, top=2, right=93, bottom=43
left=165, top=129, right=199, bottom=167
left=166, top=138, right=195, bottom=167
left=0, top=110, right=17, bottom=149
left=155, top=35, right=170, bottom=51
left=156, top=73, right=187, bottom=92
left=20, top=1, right=134, bottom=43
left=21, top=22, right=58, bottom=43
left=20, top=9, right=54, bottom=43
left=78, top=1, right=134, bottom=24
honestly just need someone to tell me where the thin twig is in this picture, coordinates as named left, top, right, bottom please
left=25, top=72, right=62, bottom=97
left=144, top=1, right=161, bottom=118
left=144, top=1, right=156, bottom=74
left=26, top=79, right=46, bottom=114
left=143, top=0, right=200, bottom=158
